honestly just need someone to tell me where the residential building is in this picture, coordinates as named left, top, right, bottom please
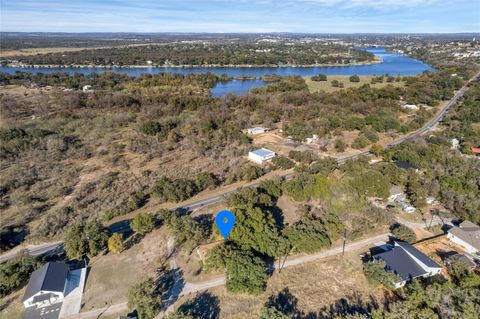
left=374, top=241, right=442, bottom=288
left=247, top=127, right=269, bottom=135
left=82, top=85, right=93, bottom=92
left=23, top=262, right=69, bottom=308
left=447, top=221, right=480, bottom=254
left=471, top=147, right=480, bottom=157
left=248, top=148, right=275, bottom=164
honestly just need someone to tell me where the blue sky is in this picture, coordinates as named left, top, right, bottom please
left=1, top=0, right=478, bottom=33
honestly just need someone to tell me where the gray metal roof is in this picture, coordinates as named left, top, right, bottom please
left=396, top=241, right=441, bottom=268
left=23, top=262, right=69, bottom=302
left=375, top=241, right=440, bottom=282
left=250, top=148, right=274, bottom=157
left=375, top=246, right=426, bottom=281
left=448, top=221, right=480, bottom=250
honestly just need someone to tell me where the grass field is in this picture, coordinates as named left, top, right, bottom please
left=0, top=287, right=25, bottom=319
left=305, top=75, right=407, bottom=93
left=81, top=227, right=169, bottom=312
left=171, top=249, right=384, bottom=318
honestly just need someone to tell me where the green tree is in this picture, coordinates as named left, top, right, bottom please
left=390, top=224, right=417, bottom=244
left=64, top=224, right=87, bottom=259
left=127, top=278, right=162, bottom=319
left=229, top=206, right=280, bottom=256
left=0, top=254, right=41, bottom=297
left=206, top=243, right=268, bottom=295
left=131, top=213, right=155, bottom=236
left=363, top=259, right=402, bottom=290
left=283, top=212, right=332, bottom=254
left=108, top=233, right=124, bottom=253
left=84, top=221, right=109, bottom=256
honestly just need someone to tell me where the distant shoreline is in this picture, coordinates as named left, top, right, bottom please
left=2, top=57, right=383, bottom=70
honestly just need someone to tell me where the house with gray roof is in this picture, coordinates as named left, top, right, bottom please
left=23, top=262, right=69, bottom=308
left=374, top=241, right=442, bottom=288
left=447, top=221, right=480, bottom=254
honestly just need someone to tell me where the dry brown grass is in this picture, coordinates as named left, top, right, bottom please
left=305, top=75, right=407, bottom=93
left=172, top=249, right=384, bottom=318
left=81, top=227, right=169, bottom=311
left=0, top=287, right=25, bottom=319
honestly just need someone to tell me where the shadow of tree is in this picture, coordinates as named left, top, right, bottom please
left=158, top=268, right=185, bottom=310
left=178, top=291, right=221, bottom=319
left=264, top=289, right=377, bottom=319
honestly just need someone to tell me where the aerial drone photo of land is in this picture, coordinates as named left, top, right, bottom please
left=1, top=1, right=480, bottom=319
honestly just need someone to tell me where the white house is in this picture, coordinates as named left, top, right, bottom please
left=82, top=85, right=93, bottom=92
left=23, top=262, right=69, bottom=308
left=447, top=221, right=480, bottom=254
left=375, top=241, right=442, bottom=288
left=401, top=103, right=419, bottom=111
left=247, top=127, right=269, bottom=135
left=248, top=148, right=275, bottom=164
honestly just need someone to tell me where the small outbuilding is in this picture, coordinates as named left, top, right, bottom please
left=248, top=148, right=275, bottom=164
left=23, top=262, right=69, bottom=308
left=247, top=127, right=269, bottom=135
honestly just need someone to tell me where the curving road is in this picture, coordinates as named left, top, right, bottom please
left=1, top=72, right=477, bottom=264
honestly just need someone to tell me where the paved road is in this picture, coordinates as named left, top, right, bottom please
left=1, top=72, right=477, bottom=264
left=0, top=241, right=63, bottom=263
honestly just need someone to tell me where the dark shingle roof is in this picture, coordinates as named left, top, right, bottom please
left=22, top=262, right=69, bottom=302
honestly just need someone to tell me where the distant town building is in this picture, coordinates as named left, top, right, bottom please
left=23, top=262, right=69, bottom=308
left=447, top=221, right=480, bottom=254
left=400, top=101, right=419, bottom=111
left=374, top=241, right=442, bottom=288
left=247, top=127, right=269, bottom=135
left=248, top=148, right=275, bottom=164
left=82, top=85, right=93, bottom=92
left=471, top=147, right=480, bottom=156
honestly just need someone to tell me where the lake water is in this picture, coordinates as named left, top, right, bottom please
left=0, top=48, right=433, bottom=96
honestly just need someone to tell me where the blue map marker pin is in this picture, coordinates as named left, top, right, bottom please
left=215, top=210, right=235, bottom=239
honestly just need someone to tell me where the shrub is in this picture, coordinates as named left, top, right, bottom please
left=363, top=259, right=402, bottom=290
left=288, top=150, right=316, bottom=164
left=334, top=138, right=347, bottom=152
left=349, top=75, right=360, bottom=82
left=311, top=74, right=327, bottom=81
left=390, top=223, right=417, bottom=244
left=139, top=121, right=162, bottom=136
left=351, top=136, right=370, bottom=149
left=64, top=221, right=109, bottom=259
left=272, top=156, right=295, bottom=169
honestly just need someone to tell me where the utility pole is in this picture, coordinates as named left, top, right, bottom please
left=342, top=229, right=347, bottom=257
